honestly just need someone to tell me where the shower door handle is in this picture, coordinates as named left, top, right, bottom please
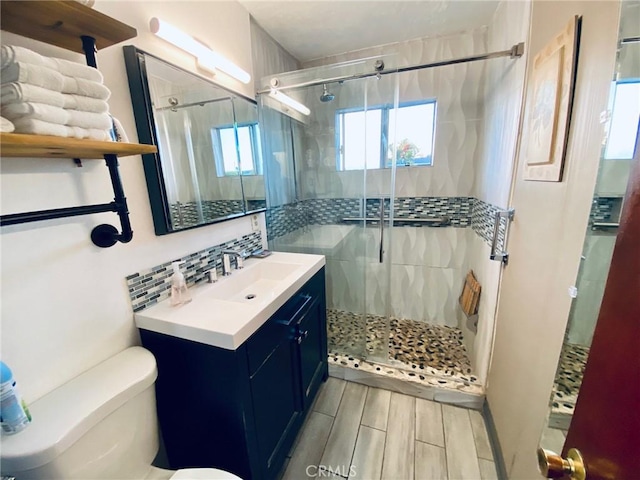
left=379, top=198, right=385, bottom=263
left=490, top=208, right=515, bottom=264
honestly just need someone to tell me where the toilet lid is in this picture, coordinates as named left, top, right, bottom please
left=171, top=468, right=242, bottom=480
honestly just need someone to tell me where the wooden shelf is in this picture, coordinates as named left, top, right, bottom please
left=0, top=1, right=137, bottom=53
left=0, top=133, right=157, bottom=159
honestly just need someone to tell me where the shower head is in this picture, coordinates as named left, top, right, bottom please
left=320, top=84, right=335, bottom=103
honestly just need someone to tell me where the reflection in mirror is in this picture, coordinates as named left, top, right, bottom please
left=541, top=0, right=640, bottom=452
left=232, top=99, right=266, bottom=211
left=123, top=47, right=265, bottom=235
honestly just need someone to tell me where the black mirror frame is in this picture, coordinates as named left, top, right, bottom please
left=123, top=45, right=265, bottom=235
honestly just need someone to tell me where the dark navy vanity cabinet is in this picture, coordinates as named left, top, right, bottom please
left=139, top=268, right=327, bottom=480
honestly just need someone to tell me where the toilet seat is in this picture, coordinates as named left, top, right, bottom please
left=146, top=466, right=242, bottom=480
left=171, top=468, right=242, bottom=480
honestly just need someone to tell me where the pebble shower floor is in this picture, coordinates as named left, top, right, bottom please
left=326, top=309, right=481, bottom=392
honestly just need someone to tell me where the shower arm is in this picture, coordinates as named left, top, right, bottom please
left=257, top=43, right=525, bottom=94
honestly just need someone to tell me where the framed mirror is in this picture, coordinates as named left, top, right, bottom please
left=123, top=46, right=265, bottom=235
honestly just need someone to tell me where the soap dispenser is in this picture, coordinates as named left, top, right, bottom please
left=170, top=262, right=191, bottom=306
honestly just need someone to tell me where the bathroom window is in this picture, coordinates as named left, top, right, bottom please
left=336, top=100, right=436, bottom=171
left=604, top=80, right=640, bottom=160
left=212, top=123, right=263, bottom=176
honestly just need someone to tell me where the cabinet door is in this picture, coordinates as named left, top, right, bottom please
left=250, top=335, right=300, bottom=479
left=297, top=295, right=328, bottom=411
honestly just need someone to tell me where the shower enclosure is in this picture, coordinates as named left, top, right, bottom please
left=257, top=40, right=524, bottom=393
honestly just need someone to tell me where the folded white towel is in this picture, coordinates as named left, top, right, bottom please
left=0, top=83, right=109, bottom=113
left=1, top=45, right=103, bottom=82
left=1, top=45, right=54, bottom=69
left=62, top=76, right=110, bottom=100
left=68, top=125, right=111, bottom=141
left=1, top=82, right=67, bottom=108
left=12, top=117, right=111, bottom=140
left=1, top=116, right=15, bottom=133
left=67, top=110, right=112, bottom=130
left=1, top=62, right=66, bottom=92
left=12, top=117, right=70, bottom=137
left=2, top=102, right=69, bottom=125
left=52, top=58, right=103, bottom=83
left=3, top=101, right=112, bottom=130
left=66, top=94, right=109, bottom=113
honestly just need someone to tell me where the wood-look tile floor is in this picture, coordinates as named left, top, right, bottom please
left=281, top=378, right=498, bottom=480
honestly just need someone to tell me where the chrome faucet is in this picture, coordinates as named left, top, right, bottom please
left=222, top=249, right=247, bottom=275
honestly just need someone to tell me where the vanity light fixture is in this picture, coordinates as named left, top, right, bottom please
left=268, top=89, right=311, bottom=116
left=149, top=17, right=251, bottom=84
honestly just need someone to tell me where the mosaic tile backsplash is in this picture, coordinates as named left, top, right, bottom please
left=126, top=232, right=262, bottom=313
left=169, top=200, right=266, bottom=230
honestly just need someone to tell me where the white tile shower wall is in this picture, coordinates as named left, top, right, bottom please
left=0, top=1, right=258, bottom=403
left=460, top=0, right=530, bottom=382
left=299, top=28, right=488, bottom=201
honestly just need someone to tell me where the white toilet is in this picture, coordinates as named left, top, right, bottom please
left=0, top=347, right=241, bottom=480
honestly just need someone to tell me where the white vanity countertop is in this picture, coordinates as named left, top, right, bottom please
left=134, top=252, right=325, bottom=350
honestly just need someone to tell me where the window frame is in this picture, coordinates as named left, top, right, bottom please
left=211, top=122, right=263, bottom=177
left=603, top=78, right=640, bottom=161
left=335, top=99, right=437, bottom=171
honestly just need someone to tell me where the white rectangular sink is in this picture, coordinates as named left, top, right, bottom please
left=134, top=252, right=325, bottom=350
left=208, top=262, right=304, bottom=304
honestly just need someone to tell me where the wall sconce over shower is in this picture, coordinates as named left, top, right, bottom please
left=149, top=17, right=251, bottom=84
left=268, top=88, right=311, bottom=116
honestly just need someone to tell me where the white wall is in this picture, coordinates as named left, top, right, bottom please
left=486, top=1, right=620, bottom=477
left=0, top=1, right=262, bottom=403
left=462, top=0, right=530, bottom=385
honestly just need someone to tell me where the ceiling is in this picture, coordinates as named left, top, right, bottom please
left=240, top=0, right=501, bottom=63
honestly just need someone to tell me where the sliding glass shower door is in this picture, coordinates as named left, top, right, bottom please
left=258, top=58, right=401, bottom=366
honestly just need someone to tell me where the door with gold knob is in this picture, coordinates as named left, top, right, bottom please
left=536, top=2, right=640, bottom=478
left=537, top=116, right=640, bottom=480
left=537, top=448, right=586, bottom=480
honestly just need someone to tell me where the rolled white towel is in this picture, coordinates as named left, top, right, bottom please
left=1, top=45, right=103, bottom=82
left=1, top=62, right=66, bottom=92
left=67, top=110, right=112, bottom=130
left=62, top=76, right=110, bottom=100
left=0, top=83, right=109, bottom=113
left=1, top=82, right=67, bottom=108
left=1, top=102, right=70, bottom=125
left=1, top=116, right=15, bottom=133
left=12, top=118, right=70, bottom=137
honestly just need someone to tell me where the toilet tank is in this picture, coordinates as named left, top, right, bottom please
left=0, top=347, right=159, bottom=480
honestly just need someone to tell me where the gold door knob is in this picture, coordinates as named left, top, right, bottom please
left=537, top=448, right=586, bottom=480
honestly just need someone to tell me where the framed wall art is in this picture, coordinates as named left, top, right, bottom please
left=523, top=16, right=581, bottom=182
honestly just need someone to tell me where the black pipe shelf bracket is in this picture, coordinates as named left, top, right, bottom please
left=1, top=154, right=134, bottom=248
left=0, top=16, right=156, bottom=247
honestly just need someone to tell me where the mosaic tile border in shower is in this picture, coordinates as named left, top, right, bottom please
left=125, top=231, right=263, bottom=313
left=265, top=202, right=309, bottom=240
left=267, top=196, right=509, bottom=247
left=471, top=198, right=508, bottom=250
